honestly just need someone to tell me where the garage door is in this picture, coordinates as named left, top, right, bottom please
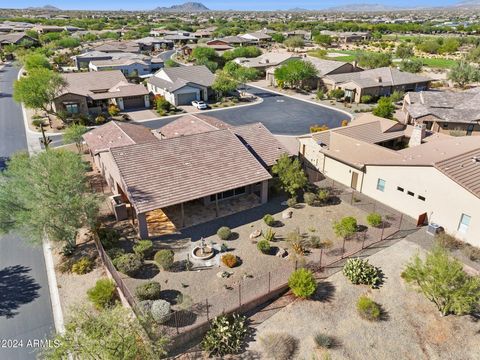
left=177, top=92, right=198, bottom=105
left=123, top=96, right=145, bottom=109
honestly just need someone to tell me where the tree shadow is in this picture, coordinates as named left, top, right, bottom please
left=132, top=263, right=159, bottom=279
left=311, top=281, right=335, bottom=302
left=160, top=289, right=183, bottom=305
left=0, top=265, right=41, bottom=318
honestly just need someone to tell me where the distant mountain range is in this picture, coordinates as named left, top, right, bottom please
left=453, top=0, right=480, bottom=7
left=153, top=2, right=209, bottom=12
left=26, top=4, right=61, bottom=11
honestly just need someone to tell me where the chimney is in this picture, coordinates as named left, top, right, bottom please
left=408, top=123, right=426, bottom=147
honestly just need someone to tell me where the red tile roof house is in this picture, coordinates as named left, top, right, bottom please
left=83, top=116, right=290, bottom=238
left=52, top=70, right=150, bottom=116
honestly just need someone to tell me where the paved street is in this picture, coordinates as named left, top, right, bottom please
left=0, top=63, right=55, bottom=360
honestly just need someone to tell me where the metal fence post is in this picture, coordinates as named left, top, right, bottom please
left=399, top=213, right=404, bottom=230
left=341, top=238, right=346, bottom=258
left=174, top=310, right=179, bottom=334
left=238, top=284, right=242, bottom=306
left=268, top=272, right=271, bottom=293
left=295, top=260, right=298, bottom=270
left=206, top=298, right=209, bottom=321
left=319, top=248, right=323, bottom=271
left=381, top=221, right=385, bottom=241
left=351, top=191, right=354, bottom=205
left=361, top=232, right=366, bottom=249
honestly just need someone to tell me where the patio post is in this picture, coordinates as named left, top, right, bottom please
left=341, top=238, right=346, bottom=258
left=137, top=212, right=149, bottom=239
left=215, top=193, right=219, bottom=217
left=180, top=202, right=185, bottom=228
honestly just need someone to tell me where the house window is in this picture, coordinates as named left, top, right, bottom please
left=458, top=213, right=471, bottom=234
left=418, top=195, right=426, bottom=201
left=407, top=191, right=414, bottom=197
left=397, top=186, right=404, bottom=192
left=376, top=178, right=386, bottom=192
left=65, top=103, right=79, bottom=114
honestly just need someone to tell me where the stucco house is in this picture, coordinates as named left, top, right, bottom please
left=90, top=40, right=140, bottom=53
left=0, top=32, right=38, bottom=47
left=298, top=113, right=480, bottom=247
left=52, top=70, right=150, bottom=116
left=133, top=36, right=174, bottom=52
left=320, top=30, right=371, bottom=43
left=88, top=57, right=164, bottom=77
left=403, top=88, right=480, bottom=136
left=235, top=52, right=300, bottom=73
left=323, top=67, right=431, bottom=103
left=83, top=118, right=290, bottom=238
left=240, top=30, right=272, bottom=46
left=146, top=65, right=215, bottom=106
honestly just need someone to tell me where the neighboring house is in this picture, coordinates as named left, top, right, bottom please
left=163, top=34, right=197, bottom=44
left=320, top=30, right=371, bottom=43
left=283, top=30, right=312, bottom=40
left=323, top=67, right=431, bottom=103
left=83, top=117, right=290, bottom=238
left=31, top=25, right=65, bottom=34
left=0, top=32, right=38, bottom=46
left=73, top=51, right=148, bottom=70
left=298, top=113, right=480, bottom=247
left=240, top=30, right=272, bottom=45
left=219, top=35, right=253, bottom=47
left=266, top=56, right=361, bottom=88
left=89, top=57, right=164, bottom=77
left=134, top=36, right=174, bottom=52
left=192, top=29, right=214, bottom=38
left=235, top=52, right=300, bottom=72
left=91, top=40, right=140, bottom=53
left=53, top=70, right=150, bottom=116
left=180, top=41, right=233, bottom=56
left=403, top=88, right=480, bottom=136
left=146, top=65, right=215, bottom=106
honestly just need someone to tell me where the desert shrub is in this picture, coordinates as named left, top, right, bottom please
left=61, top=242, right=76, bottom=257
left=217, top=226, right=232, bottom=240
left=288, top=268, right=317, bottom=298
left=309, top=235, right=321, bottom=249
left=462, top=245, right=480, bottom=262
left=316, top=89, right=325, bottom=100
left=333, top=216, right=358, bottom=239
left=106, top=247, right=125, bottom=260
left=95, top=115, right=106, bottom=124
left=310, top=124, right=329, bottom=133
left=257, top=240, right=271, bottom=254
left=97, top=227, right=120, bottom=250
left=221, top=253, right=238, bottom=268
left=154, top=249, right=174, bottom=271
left=328, top=88, right=345, bottom=100
left=314, top=332, right=333, bottom=349
left=319, top=239, right=333, bottom=249
left=366, top=212, right=383, bottom=227
left=113, top=253, right=143, bottom=276
left=360, top=95, right=373, bottom=103
left=137, top=300, right=153, bottom=314
left=435, top=233, right=464, bottom=250
left=87, top=278, right=116, bottom=309
left=220, top=242, right=229, bottom=252
left=287, top=197, right=297, bottom=208
left=263, top=228, right=276, bottom=242
left=133, top=240, right=153, bottom=259
left=263, top=214, right=275, bottom=226
left=356, top=295, right=381, bottom=321
left=287, top=227, right=306, bottom=255
left=108, top=104, right=120, bottom=117
left=260, top=332, right=298, bottom=360
left=343, top=258, right=381, bottom=288
left=201, top=314, right=248, bottom=356
left=135, top=281, right=162, bottom=301
left=71, top=257, right=94, bottom=275
left=402, top=246, right=480, bottom=315
left=150, top=299, right=171, bottom=324
left=32, top=118, right=45, bottom=128
left=317, top=189, right=330, bottom=204
left=303, top=192, right=317, bottom=206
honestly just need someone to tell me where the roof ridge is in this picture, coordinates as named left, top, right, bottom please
left=112, top=121, right=136, bottom=144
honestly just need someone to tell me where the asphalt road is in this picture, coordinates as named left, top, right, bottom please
left=0, top=63, right=55, bottom=360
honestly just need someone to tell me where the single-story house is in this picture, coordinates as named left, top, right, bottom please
left=0, top=32, right=38, bottom=47
left=180, top=41, right=234, bottom=56
left=240, top=30, right=272, bottom=45
left=219, top=35, right=253, bottom=47
left=73, top=51, right=153, bottom=70
left=53, top=70, right=150, bottom=116
left=283, top=30, right=312, bottom=40
left=83, top=118, right=290, bottom=238
left=323, top=67, right=431, bottom=103
left=88, top=57, right=164, bottom=77
left=235, top=52, right=300, bottom=72
left=134, top=36, right=174, bottom=52
left=90, top=40, right=140, bottom=54
left=298, top=113, right=480, bottom=247
left=320, top=30, right=371, bottom=43
left=266, top=56, right=361, bottom=88
left=31, top=25, right=65, bottom=34
left=146, top=65, right=215, bottom=106
left=403, top=88, right=480, bottom=136
left=163, top=34, right=197, bottom=44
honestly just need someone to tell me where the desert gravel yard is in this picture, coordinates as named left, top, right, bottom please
left=248, top=239, right=480, bottom=360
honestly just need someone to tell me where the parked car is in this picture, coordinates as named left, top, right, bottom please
left=192, top=100, right=208, bottom=110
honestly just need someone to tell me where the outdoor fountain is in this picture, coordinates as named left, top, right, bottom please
left=191, top=237, right=215, bottom=260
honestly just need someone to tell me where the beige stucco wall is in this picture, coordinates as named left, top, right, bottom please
left=95, top=151, right=125, bottom=195
left=53, top=93, right=89, bottom=115
left=362, top=165, right=480, bottom=247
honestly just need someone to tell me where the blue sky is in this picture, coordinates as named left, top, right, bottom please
left=8, top=0, right=460, bottom=11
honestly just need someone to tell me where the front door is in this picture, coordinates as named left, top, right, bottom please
left=350, top=172, right=359, bottom=190
left=467, top=124, right=474, bottom=136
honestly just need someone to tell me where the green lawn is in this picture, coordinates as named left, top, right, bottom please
left=415, top=57, right=458, bottom=69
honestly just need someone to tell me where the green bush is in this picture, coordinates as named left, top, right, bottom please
left=154, top=249, right=174, bottom=271
left=287, top=197, right=297, bottom=208
left=462, top=245, right=480, bottom=262
left=263, top=214, right=275, bottom=226
left=71, top=257, right=94, bottom=275
left=87, top=278, right=116, bottom=309
left=32, top=118, right=45, bottom=128
left=328, top=88, right=345, bottom=100
left=303, top=192, right=317, bottom=206
left=343, top=258, right=381, bottom=288
left=112, top=253, right=143, bottom=277
left=260, top=332, right=299, bottom=360
left=257, top=240, right=271, bottom=254
left=106, top=247, right=125, bottom=261
left=317, top=189, right=330, bottom=204
left=356, top=295, right=381, bottom=321
left=133, top=240, right=153, bottom=259
left=108, top=104, right=120, bottom=116
left=435, top=233, right=464, bottom=250
left=150, top=299, right=171, bottom=324
left=288, top=268, right=317, bottom=298
left=97, top=227, right=120, bottom=250
left=314, top=332, right=333, bottom=349
left=308, top=235, right=321, bottom=249
left=316, top=89, right=325, bottom=100
left=201, top=314, right=248, bottom=356
left=263, top=228, right=276, bottom=242
left=217, top=226, right=232, bottom=240
left=360, top=95, right=373, bottom=103
left=366, top=213, right=383, bottom=227
left=333, top=216, right=358, bottom=239
left=135, top=281, right=162, bottom=301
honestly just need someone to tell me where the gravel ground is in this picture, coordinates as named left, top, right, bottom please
left=247, top=238, right=480, bottom=360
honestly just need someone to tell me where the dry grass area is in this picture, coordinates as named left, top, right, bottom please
left=246, top=239, right=480, bottom=360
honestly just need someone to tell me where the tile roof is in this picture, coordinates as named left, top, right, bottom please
left=110, top=130, right=272, bottom=213
left=305, top=56, right=352, bottom=76
left=83, top=121, right=157, bottom=155
left=147, top=65, right=215, bottom=91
